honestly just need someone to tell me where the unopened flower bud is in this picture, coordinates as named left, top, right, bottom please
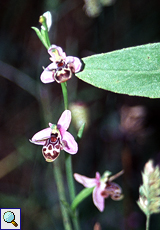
left=39, top=11, right=52, bottom=31
left=69, top=102, right=89, bottom=131
left=39, top=15, right=46, bottom=26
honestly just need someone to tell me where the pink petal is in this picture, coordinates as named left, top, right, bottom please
left=58, top=127, right=66, bottom=137
left=40, top=63, right=57, bottom=83
left=66, top=56, right=82, bottom=73
left=62, top=131, right=78, bottom=154
left=74, top=173, right=97, bottom=188
left=57, top=110, right=71, bottom=131
left=93, top=186, right=105, bottom=212
left=66, top=56, right=74, bottom=63
left=47, top=62, right=58, bottom=70
left=30, top=127, right=51, bottom=145
left=48, top=45, right=66, bottom=60
left=95, top=172, right=101, bottom=181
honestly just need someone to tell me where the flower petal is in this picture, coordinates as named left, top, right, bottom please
left=57, top=110, right=71, bottom=131
left=62, top=131, right=78, bottom=154
left=40, top=63, right=57, bottom=83
left=43, top=11, right=52, bottom=31
left=74, top=173, right=97, bottom=188
left=95, top=172, right=101, bottom=181
left=66, top=56, right=82, bottom=73
left=93, top=186, right=105, bottom=212
left=30, top=127, right=51, bottom=145
left=48, top=45, right=66, bottom=61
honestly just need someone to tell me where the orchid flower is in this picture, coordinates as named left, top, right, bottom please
left=40, top=45, right=82, bottom=84
left=74, top=170, right=124, bottom=212
left=30, top=110, right=78, bottom=162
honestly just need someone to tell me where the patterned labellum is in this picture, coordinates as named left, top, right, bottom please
left=55, top=66, right=72, bottom=83
left=101, top=182, right=123, bottom=201
left=42, top=133, right=62, bottom=162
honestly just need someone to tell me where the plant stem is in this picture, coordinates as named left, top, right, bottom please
left=65, top=155, right=81, bottom=230
left=61, top=82, right=81, bottom=230
left=65, top=155, right=80, bottom=230
left=65, top=154, right=76, bottom=201
left=53, top=159, right=73, bottom=230
left=39, top=87, right=73, bottom=230
left=61, top=82, right=68, bottom=110
left=72, top=212, right=80, bottom=230
left=146, top=214, right=150, bottom=230
left=37, top=22, right=75, bottom=230
left=61, top=82, right=76, bottom=202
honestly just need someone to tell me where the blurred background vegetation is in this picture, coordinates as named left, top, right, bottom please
left=0, top=0, right=160, bottom=229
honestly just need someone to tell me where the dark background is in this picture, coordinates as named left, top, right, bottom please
left=0, top=0, right=160, bottom=229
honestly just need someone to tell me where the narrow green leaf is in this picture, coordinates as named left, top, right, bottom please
left=71, top=187, right=94, bottom=210
left=77, top=43, right=160, bottom=98
left=31, top=27, right=42, bottom=41
left=31, top=27, right=49, bottom=50
left=41, top=28, right=50, bottom=49
left=77, top=123, right=85, bottom=140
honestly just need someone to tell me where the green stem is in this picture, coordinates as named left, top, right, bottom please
left=37, top=22, right=74, bottom=230
left=65, top=154, right=81, bottom=230
left=53, top=159, right=73, bottom=230
left=61, top=82, right=68, bottom=110
left=65, top=154, right=76, bottom=200
left=72, top=212, right=80, bottom=230
left=146, top=214, right=150, bottom=230
left=39, top=85, right=72, bottom=230
left=61, top=82, right=76, bottom=202
left=61, top=82, right=81, bottom=230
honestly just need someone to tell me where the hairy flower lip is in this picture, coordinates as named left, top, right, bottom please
left=30, top=110, right=78, bottom=161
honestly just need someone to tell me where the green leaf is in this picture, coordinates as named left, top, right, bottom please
left=31, top=27, right=49, bottom=50
left=41, top=28, right=50, bottom=49
left=71, top=187, right=94, bottom=210
left=31, top=27, right=43, bottom=42
left=77, top=123, right=85, bottom=140
left=77, top=43, right=160, bottom=98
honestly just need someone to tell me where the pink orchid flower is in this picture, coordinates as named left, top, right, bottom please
left=74, top=170, right=124, bottom=212
left=40, top=45, right=82, bottom=84
left=30, top=110, right=78, bottom=162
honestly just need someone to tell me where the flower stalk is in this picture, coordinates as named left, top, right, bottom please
left=146, top=213, right=150, bottom=230
left=61, top=62, right=81, bottom=230
left=31, top=11, right=81, bottom=230
left=53, top=158, right=73, bottom=230
left=61, top=82, right=68, bottom=110
left=32, top=11, right=82, bottom=230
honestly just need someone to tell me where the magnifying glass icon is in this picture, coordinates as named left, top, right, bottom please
left=3, top=211, right=18, bottom=227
